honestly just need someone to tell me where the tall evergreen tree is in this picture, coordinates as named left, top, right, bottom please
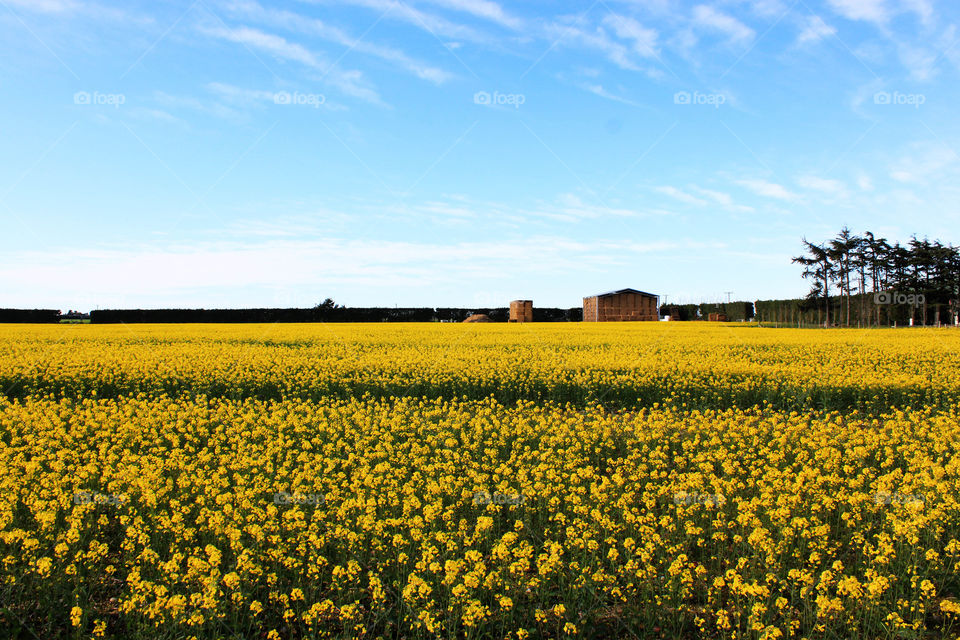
left=796, top=230, right=960, bottom=326
left=794, top=239, right=832, bottom=326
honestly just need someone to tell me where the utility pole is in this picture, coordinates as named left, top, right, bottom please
left=724, top=291, right=733, bottom=304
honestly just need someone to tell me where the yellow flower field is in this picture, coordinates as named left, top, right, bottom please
left=1, top=323, right=959, bottom=638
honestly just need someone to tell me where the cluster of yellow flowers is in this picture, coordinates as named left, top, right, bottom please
left=2, top=322, right=958, bottom=411
left=1, top=323, right=959, bottom=638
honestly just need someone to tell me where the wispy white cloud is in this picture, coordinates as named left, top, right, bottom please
left=2, top=0, right=154, bottom=24
left=3, top=0, right=80, bottom=12
left=796, top=15, right=836, bottom=45
left=748, top=0, right=789, bottom=18
left=420, top=0, right=523, bottom=30
left=900, top=0, right=934, bottom=25
left=364, top=192, right=660, bottom=226
left=849, top=79, right=885, bottom=119
left=735, top=178, right=799, bottom=200
left=890, top=144, right=958, bottom=183
left=546, top=20, right=644, bottom=71
left=153, top=90, right=250, bottom=122
left=896, top=42, right=939, bottom=80
left=217, top=1, right=454, bottom=83
left=656, top=185, right=708, bottom=206
left=199, top=24, right=384, bottom=104
left=825, top=0, right=945, bottom=80
left=689, top=185, right=756, bottom=212
left=207, top=81, right=280, bottom=104
left=131, top=108, right=184, bottom=125
left=202, top=23, right=322, bottom=66
left=579, top=83, right=644, bottom=106
left=826, top=0, right=889, bottom=24
left=827, top=0, right=934, bottom=26
left=796, top=175, right=849, bottom=197
left=323, top=69, right=384, bottom=104
left=602, top=14, right=660, bottom=57
left=299, top=0, right=486, bottom=43
left=552, top=193, right=642, bottom=220
left=691, top=5, right=755, bottom=43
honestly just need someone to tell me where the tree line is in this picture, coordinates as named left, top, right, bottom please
left=658, top=302, right=754, bottom=322
left=85, top=306, right=584, bottom=324
left=0, top=309, right=62, bottom=323
left=793, top=228, right=960, bottom=326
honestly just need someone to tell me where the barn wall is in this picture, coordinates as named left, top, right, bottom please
left=595, top=293, right=658, bottom=321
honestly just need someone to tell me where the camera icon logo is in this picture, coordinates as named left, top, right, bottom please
left=473, top=91, right=491, bottom=105
left=874, top=91, right=891, bottom=105
left=74, top=91, right=91, bottom=105
left=874, top=291, right=892, bottom=304
left=273, top=91, right=292, bottom=105
left=674, top=91, right=691, bottom=105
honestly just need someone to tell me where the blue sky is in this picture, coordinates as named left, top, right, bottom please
left=2, top=0, right=959, bottom=310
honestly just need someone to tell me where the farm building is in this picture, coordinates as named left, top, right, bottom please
left=509, top=300, right=533, bottom=323
left=582, top=288, right=659, bottom=322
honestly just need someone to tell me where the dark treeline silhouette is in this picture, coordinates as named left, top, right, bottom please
left=0, top=309, right=61, bottom=323
left=792, top=227, right=960, bottom=326
left=534, top=307, right=584, bottom=322
left=88, top=307, right=584, bottom=324
left=658, top=302, right=754, bottom=321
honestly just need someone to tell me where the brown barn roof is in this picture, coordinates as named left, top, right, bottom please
left=590, top=288, right=658, bottom=298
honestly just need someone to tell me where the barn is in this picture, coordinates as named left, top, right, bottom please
left=582, top=288, right=659, bottom=322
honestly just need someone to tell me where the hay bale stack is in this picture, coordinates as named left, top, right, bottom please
left=463, top=314, right=491, bottom=323
left=509, top=300, right=533, bottom=323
